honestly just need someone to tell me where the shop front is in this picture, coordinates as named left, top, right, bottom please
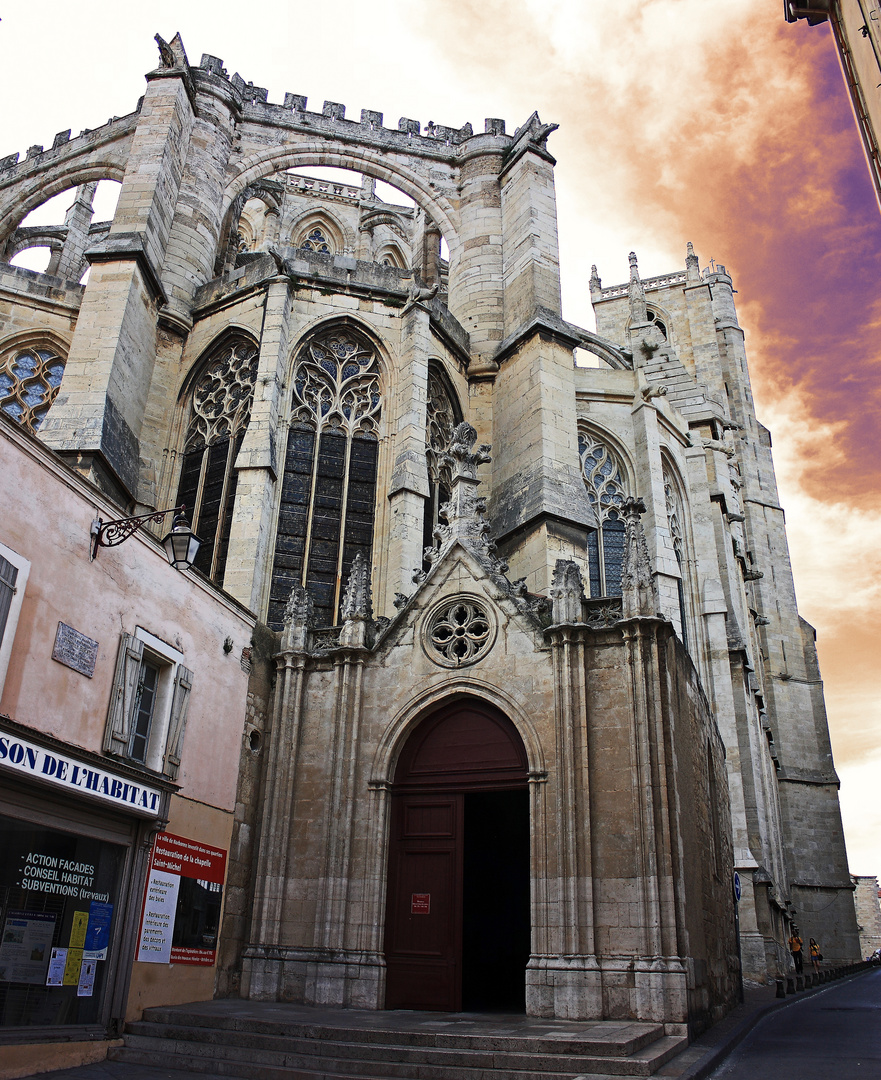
left=0, top=720, right=171, bottom=1042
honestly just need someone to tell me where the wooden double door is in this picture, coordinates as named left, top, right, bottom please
left=384, top=700, right=531, bottom=1012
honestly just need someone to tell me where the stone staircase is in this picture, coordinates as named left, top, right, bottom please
left=110, top=1001, right=688, bottom=1080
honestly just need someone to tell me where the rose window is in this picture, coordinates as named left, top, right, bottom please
left=427, top=599, right=493, bottom=666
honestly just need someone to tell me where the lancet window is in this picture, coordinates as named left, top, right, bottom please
left=174, top=334, right=259, bottom=585
left=664, top=469, right=690, bottom=650
left=646, top=308, right=668, bottom=340
left=579, top=431, right=629, bottom=597
left=268, top=325, right=382, bottom=630
left=422, top=363, right=462, bottom=557
left=0, top=345, right=66, bottom=433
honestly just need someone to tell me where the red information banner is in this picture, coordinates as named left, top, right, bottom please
left=137, top=832, right=227, bottom=966
left=152, top=833, right=227, bottom=885
left=411, top=893, right=430, bottom=915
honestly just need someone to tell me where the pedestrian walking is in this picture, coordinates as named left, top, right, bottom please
left=788, top=926, right=804, bottom=974
left=809, top=937, right=821, bottom=973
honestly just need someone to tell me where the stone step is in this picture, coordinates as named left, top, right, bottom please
left=137, top=1006, right=667, bottom=1057
left=111, top=1036, right=686, bottom=1080
left=118, top=1024, right=687, bottom=1077
left=112, top=1004, right=689, bottom=1080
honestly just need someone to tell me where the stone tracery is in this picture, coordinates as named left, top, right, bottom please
left=579, top=430, right=629, bottom=597
left=0, top=345, right=66, bottom=433
left=186, top=336, right=259, bottom=450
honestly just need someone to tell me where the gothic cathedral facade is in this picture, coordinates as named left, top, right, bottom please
left=0, top=35, right=859, bottom=1034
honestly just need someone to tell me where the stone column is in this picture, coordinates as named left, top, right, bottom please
left=384, top=300, right=431, bottom=611
left=243, top=585, right=312, bottom=1001
left=499, top=120, right=562, bottom=334
left=488, top=121, right=593, bottom=592
left=224, top=276, right=293, bottom=611
left=158, top=63, right=241, bottom=334
left=620, top=500, right=687, bottom=1023
left=630, top=389, right=681, bottom=625
left=306, top=557, right=381, bottom=1007
left=39, top=43, right=196, bottom=500
left=444, top=134, right=505, bottom=373
left=47, top=182, right=97, bottom=281
left=527, top=560, right=602, bottom=1020
left=489, top=326, right=595, bottom=594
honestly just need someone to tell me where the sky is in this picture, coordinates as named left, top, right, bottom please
left=2, top=1, right=879, bottom=877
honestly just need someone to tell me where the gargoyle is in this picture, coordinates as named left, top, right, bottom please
left=403, top=279, right=439, bottom=313
left=266, top=244, right=289, bottom=276
left=639, top=383, right=667, bottom=401
left=512, top=111, right=560, bottom=151
left=155, top=34, right=175, bottom=68
left=154, top=33, right=188, bottom=70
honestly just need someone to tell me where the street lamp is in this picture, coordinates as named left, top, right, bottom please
left=90, top=505, right=202, bottom=570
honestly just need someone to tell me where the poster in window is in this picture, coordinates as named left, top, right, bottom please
left=0, top=911, right=56, bottom=984
left=136, top=832, right=227, bottom=966
left=69, top=910, right=89, bottom=949
left=45, top=947, right=66, bottom=986
left=77, top=958, right=97, bottom=997
left=83, top=901, right=113, bottom=960
left=63, top=947, right=83, bottom=985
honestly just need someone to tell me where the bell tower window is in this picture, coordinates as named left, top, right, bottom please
left=268, top=326, right=382, bottom=630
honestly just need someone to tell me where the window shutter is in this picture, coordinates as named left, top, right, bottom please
left=163, top=665, right=194, bottom=779
left=0, top=555, right=18, bottom=646
left=104, top=633, right=144, bottom=756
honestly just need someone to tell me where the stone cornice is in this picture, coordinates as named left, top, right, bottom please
left=85, top=232, right=167, bottom=305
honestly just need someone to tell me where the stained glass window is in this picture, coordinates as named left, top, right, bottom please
left=300, top=227, right=331, bottom=254
left=175, top=335, right=259, bottom=585
left=268, top=326, right=381, bottom=629
left=579, top=431, right=628, bottom=597
left=0, top=346, right=66, bottom=432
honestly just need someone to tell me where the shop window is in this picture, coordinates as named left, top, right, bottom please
left=103, top=630, right=193, bottom=779
left=0, top=542, right=29, bottom=699
left=175, top=334, right=259, bottom=586
left=0, top=812, right=126, bottom=1028
left=268, top=325, right=381, bottom=629
left=579, top=431, right=629, bottom=597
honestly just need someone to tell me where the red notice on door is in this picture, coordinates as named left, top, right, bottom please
left=411, top=893, right=430, bottom=915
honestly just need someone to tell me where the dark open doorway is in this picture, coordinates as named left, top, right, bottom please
left=462, top=789, right=530, bottom=1011
left=384, top=699, right=531, bottom=1013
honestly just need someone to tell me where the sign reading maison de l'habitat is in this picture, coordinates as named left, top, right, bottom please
left=0, top=727, right=163, bottom=817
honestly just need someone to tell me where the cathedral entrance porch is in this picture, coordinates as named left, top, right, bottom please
left=384, top=700, right=531, bottom=1012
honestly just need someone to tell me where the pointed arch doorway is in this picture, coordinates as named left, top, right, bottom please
left=384, top=698, right=531, bottom=1012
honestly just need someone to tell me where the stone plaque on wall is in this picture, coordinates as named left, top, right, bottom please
left=51, top=622, right=98, bottom=678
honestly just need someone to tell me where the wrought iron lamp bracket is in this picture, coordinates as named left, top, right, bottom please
left=90, top=505, right=187, bottom=561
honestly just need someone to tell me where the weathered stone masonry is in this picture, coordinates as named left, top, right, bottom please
left=0, top=32, right=858, bottom=1032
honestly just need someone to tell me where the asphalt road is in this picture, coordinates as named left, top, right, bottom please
left=710, top=968, right=881, bottom=1079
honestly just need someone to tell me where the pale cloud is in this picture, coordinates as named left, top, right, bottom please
left=837, top=754, right=881, bottom=877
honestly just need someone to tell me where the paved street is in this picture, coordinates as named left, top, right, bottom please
left=710, top=968, right=881, bottom=1079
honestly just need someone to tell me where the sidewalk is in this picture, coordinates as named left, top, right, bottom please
left=656, top=965, right=876, bottom=1080
left=7, top=965, right=876, bottom=1080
